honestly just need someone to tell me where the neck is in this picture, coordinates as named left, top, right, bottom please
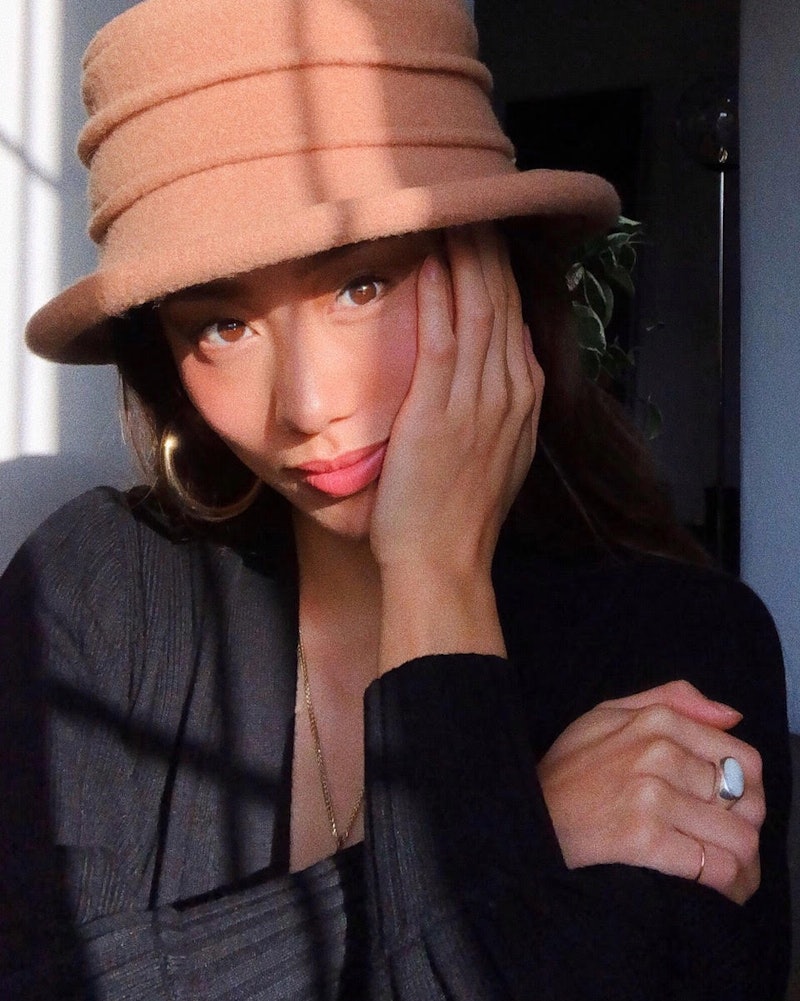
left=293, top=513, right=380, bottom=612
left=292, top=512, right=382, bottom=693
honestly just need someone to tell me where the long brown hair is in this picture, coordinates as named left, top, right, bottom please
left=112, top=228, right=708, bottom=564
left=505, top=230, right=708, bottom=564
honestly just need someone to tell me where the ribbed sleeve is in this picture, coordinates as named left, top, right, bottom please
left=76, top=848, right=366, bottom=1001
left=4, top=849, right=366, bottom=1000
left=363, top=657, right=673, bottom=1000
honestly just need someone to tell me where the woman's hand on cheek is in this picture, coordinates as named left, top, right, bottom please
left=371, top=225, right=544, bottom=671
left=537, top=680, right=765, bottom=905
left=370, top=225, right=543, bottom=579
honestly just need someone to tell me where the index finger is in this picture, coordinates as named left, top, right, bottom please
left=601, top=679, right=743, bottom=730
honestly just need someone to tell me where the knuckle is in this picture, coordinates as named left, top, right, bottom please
left=530, top=357, right=545, bottom=391
left=669, top=679, right=701, bottom=698
left=640, top=736, right=681, bottom=774
left=630, top=704, right=676, bottom=736
left=743, top=783, right=767, bottom=828
left=513, top=379, right=537, bottom=417
left=748, top=746, right=764, bottom=784
left=423, top=333, right=456, bottom=363
left=629, top=773, right=669, bottom=815
left=731, top=740, right=762, bottom=781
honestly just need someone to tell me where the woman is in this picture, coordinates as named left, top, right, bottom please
left=1, top=0, right=789, bottom=998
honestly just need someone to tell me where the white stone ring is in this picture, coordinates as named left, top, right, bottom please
left=718, top=756, right=745, bottom=806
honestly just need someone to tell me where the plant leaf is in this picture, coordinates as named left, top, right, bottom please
left=601, top=342, right=634, bottom=380
left=566, top=263, right=584, bottom=293
left=642, top=399, right=663, bottom=440
left=603, top=262, right=635, bottom=296
left=598, top=279, right=615, bottom=328
left=572, top=302, right=607, bottom=353
left=606, top=231, right=635, bottom=251
left=618, top=243, right=638, bottom=272
left=599, top=245, right=619, bottom=275
left=617, top=216, right=643, bottom=232
left=582, top=270, right=612, bottom=328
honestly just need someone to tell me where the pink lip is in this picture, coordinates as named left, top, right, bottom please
left=294, top=441, right=388, bottom=497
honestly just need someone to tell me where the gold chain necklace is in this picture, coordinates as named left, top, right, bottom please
left=297, top=630, right=365, bottom=851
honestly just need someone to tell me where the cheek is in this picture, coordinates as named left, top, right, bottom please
left=176, top=358, right=267, bottom=448
left=369, top=291, right=418, bottom=419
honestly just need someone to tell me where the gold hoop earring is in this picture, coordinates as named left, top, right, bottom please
left=160, top=425, right=262, bottom=522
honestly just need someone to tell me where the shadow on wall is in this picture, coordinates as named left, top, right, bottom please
left=0, top=451, right=135, bottom=573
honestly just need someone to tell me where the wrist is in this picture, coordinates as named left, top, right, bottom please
left=378, top=567, right=506, bottom=674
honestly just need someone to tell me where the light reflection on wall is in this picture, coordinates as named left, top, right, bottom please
left=0, top=0, right=62, bottom=462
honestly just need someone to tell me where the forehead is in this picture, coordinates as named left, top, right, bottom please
left=162, top=231, right=441, bottom=307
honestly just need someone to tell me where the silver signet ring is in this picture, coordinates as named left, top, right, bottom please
left=718, top=756, right=745, bottom=806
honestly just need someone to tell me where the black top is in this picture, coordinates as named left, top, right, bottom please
left=0, top=488, right=791, bottom=999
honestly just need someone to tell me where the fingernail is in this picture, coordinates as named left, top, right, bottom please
left=712, top=700, right=743, bottom=718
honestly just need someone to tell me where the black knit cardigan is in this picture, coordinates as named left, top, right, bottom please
left=0, top=488, right=790, bottom=999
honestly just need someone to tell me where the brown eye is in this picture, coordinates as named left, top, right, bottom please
left=198, top=319, right=251, bottom=346
left=339, top=278, right=383, bottom=308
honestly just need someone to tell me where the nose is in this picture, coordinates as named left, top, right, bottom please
left=272, top=314, right=353, bottom=435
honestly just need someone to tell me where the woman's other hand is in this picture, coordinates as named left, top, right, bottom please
left=537, top=680, right=765, bottom=904
left=372, top=225, right=544, bottom=669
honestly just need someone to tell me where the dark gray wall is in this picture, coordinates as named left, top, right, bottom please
left=477, top=0, right=739, bottom=530
left=477, top=0, right=737, bottom=100
left=740, top=0, right=800, bottom=730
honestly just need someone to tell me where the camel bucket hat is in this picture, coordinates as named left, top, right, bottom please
left=25, top=0, right=620, bottom=364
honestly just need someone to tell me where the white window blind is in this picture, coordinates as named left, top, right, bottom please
left=0, top=0, right=63, bottom=461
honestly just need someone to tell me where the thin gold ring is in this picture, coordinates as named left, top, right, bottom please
left=694, top=842, right=706, bottom=883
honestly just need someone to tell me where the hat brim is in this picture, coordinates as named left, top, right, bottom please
left=26, top=166, right=619, bottom=365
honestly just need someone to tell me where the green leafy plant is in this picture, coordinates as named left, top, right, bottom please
left=567, top=216, right=662, bottom=439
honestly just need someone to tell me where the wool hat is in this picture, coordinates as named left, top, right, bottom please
left=26, top=0, right=620, bottom=365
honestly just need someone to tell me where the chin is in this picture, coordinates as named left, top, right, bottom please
left=293, top=486, right=376, bottom=544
